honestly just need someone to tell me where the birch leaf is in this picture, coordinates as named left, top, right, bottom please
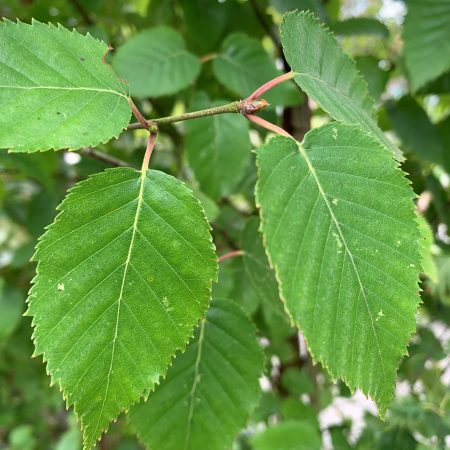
left=256, top=123, right=421, bottom=412
left=112, top=27, right=201, bottom=98
left=280, top=11, right=398, bottom=157
left=129, top=298, right=264, bottom=450
left=0, top=20, right=131, bottom=152
left=27, top=168, right=217, bottom=448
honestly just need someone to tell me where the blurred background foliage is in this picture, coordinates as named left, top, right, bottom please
left=0, top=0, right=449, bottom=449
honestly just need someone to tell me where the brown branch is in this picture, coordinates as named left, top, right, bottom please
left=218, top=250, right=245, bottom=263
left=78, top=148, right=130, bottom=167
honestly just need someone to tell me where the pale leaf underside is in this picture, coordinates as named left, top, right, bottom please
left=256, top=123, right=420, bottom=412
left=27, top=168, right=217, bottom=449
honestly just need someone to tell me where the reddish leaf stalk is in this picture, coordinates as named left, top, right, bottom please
left=244, top=113, right=292, bottom=138
left=129, top=99, right=151, bottom=130
left=248, top=71, right=295, bottom=100
left=218, top=250, right=245, bottom=263
left=141, top=132, right=157, bottom=173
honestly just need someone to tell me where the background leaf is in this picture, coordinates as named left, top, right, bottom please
left=212, top=33, right=299, bottom=106
left=112, top=26, right=201, bottom=98
left=386, top=96, right=445, bottom=167
left=185, top=92, right=251, bottom=200
left=355, top=56, right=389, bottom=101
left=0, top=20, right=131, bottom=152
left=269, top=0, right=327, bottom=21
left=251, top=420, right=322, bottom=450
left=330, top=18, right=389, bottom=38
left=256, top=123, right=421, bottom=412
left=129, top=298, right=264, bottom=450
left=182, top=0, right=232, bottom=53
left=0, top=279, right=24, bottom=344
left=403, top=0, right=450, bottom=91
left=27, top=167, right=217, bottom=448
left=241, top=217, right=291, bottom=335
left=417, top=215, right=438, bottom=283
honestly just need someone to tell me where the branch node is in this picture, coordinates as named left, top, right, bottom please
left=238, top=98, right=269, bottom=115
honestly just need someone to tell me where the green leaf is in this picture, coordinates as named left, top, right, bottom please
left=251, top=421, right=321, bottom=450
left=418, top=70, right=450, bottom=95
left=255, top=123, right=421, bottom=412
left=390, top=396, right=450, bottom=442
left=212, top=33, right=299, bottom=106
left=8, top=425, right=36, bottom=450
left=403, top=0, right=450, bottom=91
left=270, top=0, right=328, bottom=22
left=241, top=217, right=280, bottom=310
left=112, top=27, right=201, bottom=98
left=281, top=398, right=318, bottom=427
left=437, top=114, right=450, bottom=169
left=329, top=425, right=353, bottom=450
left=417, top=215, right=438, bottom=282
left=386, top=96, right=444, bottom=166
left=129, top=298, right=264, bottom=450
left=355, top=56, right=389, bottom=101
left=185, top=93, right=251, bottom=200
left=183, top=0, right=232, bottom=53
left=55, top=421, right=82, bottom=450
left=27, top=168, right=217, bottom=449
left=241, top=217, right=292, bottom=336
left=0, top=20, right=131, bottom=152
left=280, top=368, right=314, bottom=396
left=212, top=257, right=261, bottom=316
left=0, top=152, right=58, bottom=190
left=0, top=279, right=24, bottom=344
left=429, top=251, right=450, bottom=305
left=280, top=11, right=398, bottom=158
left=330, top=18, right=389, bottom=38
left=188, top=184, right=220, bottom=223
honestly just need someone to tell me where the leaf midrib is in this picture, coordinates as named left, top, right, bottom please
left=295, top=71, right=400, bottom=158
left=0, top=84, right=128, bottom=98
left=294, top=72, right=375, bottom=121
left=92, top=170, right=146, bottom=439
left=295, top=141, right=387, bottom=381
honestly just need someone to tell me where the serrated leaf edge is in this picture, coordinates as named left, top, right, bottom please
left=129, top=297, right=265, bottom=450
left=0, top=19, right=132, bottom=153
left=255, top=122, right=422, bottom=415
left=26, top=167, right=218, bottom=449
